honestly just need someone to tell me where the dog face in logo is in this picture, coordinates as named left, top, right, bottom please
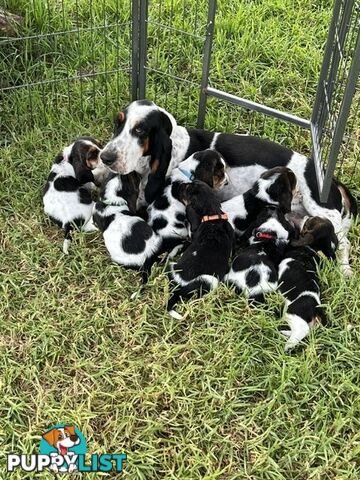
left=42, top=425, right=80, bottom=473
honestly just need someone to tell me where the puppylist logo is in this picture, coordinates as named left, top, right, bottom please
left=7, top=424, right=126, bottom=474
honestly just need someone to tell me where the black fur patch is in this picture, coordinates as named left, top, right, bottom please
left=79, top=188, right=92, bottom=205
left=153, top=194, right=170, bottom=210
left=122, top=221, right=153, bottom=254
left=93, top=212, right=115, bottom=232
left=234, top=216, right=251, bottom=233
left=152, top=217, right=168, bottom=232
left=54, top=177, right=79, bottom=192
left=245, top=269, right=261, bottom=288
left=174, top=222, right=185, bottom=229
left=176, top=212, right=186, bottom=223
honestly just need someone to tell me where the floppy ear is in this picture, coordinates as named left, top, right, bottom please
left=42, top=429, right=57, bottom=446
left=186, top=205, right=201, bottom=233
left=64, top=425, right=76, bottom=436
left=145, top=112, right=173, bottom=204
left=193, top=157, right=216, bottom=187
left=280, top=189, right=293, bottom=213
left=291, top=232, right=314, bottom=247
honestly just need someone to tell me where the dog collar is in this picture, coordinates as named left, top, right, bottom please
left=255, top=231, right=277, bottom=240
left=201, top=213, right=228, bottom=223
left=178, top=167, right=194, bottom=181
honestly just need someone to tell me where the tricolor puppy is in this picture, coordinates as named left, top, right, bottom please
left=278, top=216, right=338, bottom=352
left=167, top=181, right=234, bottom=318
left=43, top=136, right=102, bottom=254
left=222, top=166, right=297, bottom=236
left=42, top=425, right=80, bottom=473
left=225, top=205, right=296, bottom=301
left=147, top=149, right=228, bottom=255
left=93, top=172, right=161, bottom=282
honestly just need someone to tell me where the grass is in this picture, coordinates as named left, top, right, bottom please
left=1, top=0, right=359, bottom=478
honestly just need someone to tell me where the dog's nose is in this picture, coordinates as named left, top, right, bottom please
left=100, top=150, right=117, bottom=166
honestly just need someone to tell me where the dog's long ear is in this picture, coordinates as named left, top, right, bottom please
left=193, top=155, right=216, bottom=187
left=145, top=112, right=173, bottom=204
left=186, top=205, right=201, bottom=233
left=42, top=429, right=57, bottom=446
left=64, top=425, right=76, bottom=436
left=291, top=232, right=314, bottom=247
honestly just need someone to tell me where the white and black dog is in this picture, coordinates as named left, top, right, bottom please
left=147, top=149, right=228, bottom=254
left=225, top=205, right=296, bottom=301
left=167, top=181, right=234, bottom=318
left=99, top=100, right=356, bottom=275
left=278, top=216, right=338, bottom=351
left=222, top=166, right=296, bottom=236
left=43, top=136, right=102, bottom=254
left=93, top=172, right=161, bottom=282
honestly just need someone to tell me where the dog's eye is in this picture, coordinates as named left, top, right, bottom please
left=134, top=126, right=144, bottom=135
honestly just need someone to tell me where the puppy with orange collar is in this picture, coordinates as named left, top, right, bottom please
left=42, top=425, right=80, bottom=473
left=167, top=181, right=234, bottom=318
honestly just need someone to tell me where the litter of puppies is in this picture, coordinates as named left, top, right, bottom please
left=42, top=101, right=357, bottom=351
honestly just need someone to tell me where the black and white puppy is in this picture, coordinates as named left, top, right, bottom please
left=225, top=205, right=296, bottom=301
left=99, top=100, right=356, bottom=275
left=222, top=166, right=297, bottom=236
left=147, top=149, right=228, bottom=255
left=278, top=216, right=338, bottom=351
left=43, top=137, right=102, bottom=254
left=167, top=181, right=234, bottom=318
left=93, top=172, right=161, bottom=282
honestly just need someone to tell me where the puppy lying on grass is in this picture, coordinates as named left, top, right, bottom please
left=278, top=216, right=338, bottom=351
left=167, top=181, right=234, bottom=318
left=225, top=205, right=296, bottom=301
left=43, top=136, right=102, bottom=254
left=93, top=171, right=162, bottom=282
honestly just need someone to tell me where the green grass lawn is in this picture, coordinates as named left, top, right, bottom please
left=1, top=0, right=359, bottom=478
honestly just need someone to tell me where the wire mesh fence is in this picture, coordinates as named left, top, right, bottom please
left=0, top=0, right=133, bottom=143
left=311, top=0, right=360, bottom=199
left=1, top=0, right=359, bottom=198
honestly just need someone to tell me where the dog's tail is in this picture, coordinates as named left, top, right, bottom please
left=334, top=179, right=358, bottom=217
left=63, top=224, right=73, bottom=254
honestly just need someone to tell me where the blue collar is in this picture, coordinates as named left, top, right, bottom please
left=178, top=167, right=194, bottom=181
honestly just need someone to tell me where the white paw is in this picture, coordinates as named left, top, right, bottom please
left=280, top=330, right=291, bottom=338
left=284, top=339, right=300, bottom=352
left=169, top=309, right=183, bottom=320
left=341, top=264, right=353, bottom=277
left=62, top=238, right=70, bottom=254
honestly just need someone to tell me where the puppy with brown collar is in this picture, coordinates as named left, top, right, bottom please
left=43, top=136, right=103, bottom=254
left=167, top=181, right=234, bottom=318
left=278, top=216, right=338, bottom=351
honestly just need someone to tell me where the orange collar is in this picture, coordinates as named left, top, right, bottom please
left=201, top=213, right=228, bottom=223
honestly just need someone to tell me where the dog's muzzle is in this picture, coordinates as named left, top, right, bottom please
left=100, top=150, right=117, bottom=166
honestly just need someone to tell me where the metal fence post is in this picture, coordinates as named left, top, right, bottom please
left=138, top=0, right=149, bottom=99
left=196, top=0, right=216, bottom=129
left=320, top=30, right=360, bottom=202
left=131, top=0, right=140, bottom=100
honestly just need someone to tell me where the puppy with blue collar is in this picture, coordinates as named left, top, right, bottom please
left=93, top=172, right=161, bottom=282
left=167, top=180, right=234, bottom=318
left=43, top=136, right=103, bottom=254
left=147, top=149, right=228, bottom=255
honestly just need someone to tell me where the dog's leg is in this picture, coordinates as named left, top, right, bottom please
left=283, top=313, right=310, bottom=352
left=82, top=215, right=98, bottom=233
left=63, top=224, right=72, bottom=254
left=338, top=234, right=352, bottom=277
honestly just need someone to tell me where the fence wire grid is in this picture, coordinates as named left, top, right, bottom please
left=1, top=0, right=359, bottom=200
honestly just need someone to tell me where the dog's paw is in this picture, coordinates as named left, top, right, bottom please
left=169, top=309, right=183, bottom=320
left=341, top=264, right=353, bottom=277
left=280, top=330, right=291, bottom=338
